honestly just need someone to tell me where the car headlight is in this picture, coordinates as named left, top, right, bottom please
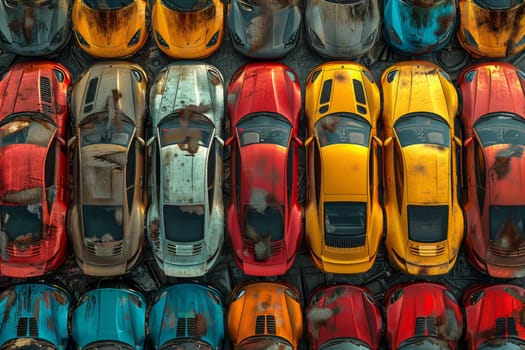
left=75, top=31, right=90, bottom=48
left=155, top=31, right=169, bottom=48
left=284, top=29, right=298, bottom=47
left=231, top=31, right=244, bottom=46
left=206, top=30, right=220, bottom=48
left=308, top=28, right=325, bottom=49
left=385, top=24, right=402, bottom=45
left=362, top=29, right=377, bottom=48
left=462, top=29, right=478, bottom=49
left=50, top=30, right=63, bottom=46
left=127, top=29, right=142, bottom=47
left=516, top=34, right=525, bottom=47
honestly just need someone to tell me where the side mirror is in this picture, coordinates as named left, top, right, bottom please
left=304, top=136, right=314, bottom=147
left=136, top=136, right=145, bottom=147
left=67, top=136, right=77, bottom=148
left=225, top=136, right=234, bottom=146
left=454, top=136, right=463, bottom=146
left=372, top=135, right=383, bottom=146
left=383, top=137, right=392, bottom=147
left=293, top=136, right=303, bottom=147
left=146, top=136, right=156, bottom=147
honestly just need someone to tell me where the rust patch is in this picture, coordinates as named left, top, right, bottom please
left=149, top=218, right=160, bottom=248
left=491, top=145, right=523, bottom=179
left=86, top=5, right=136, bottom=41
left=411, top=0, right=435, bottom=8
left=308, top=306, right=333, bottom=340
left=494, top=219, right=524, bottom=252
left=47, top=316, right=55, bottom=333
left=435, top=12, right=454, bottom=37
left=51, top=290, right=67, bottom=305
left=2, top=188, right=42, bottom=205
left=195, top=312, right=208, bottom=337
left=436, top=307, right=462, bottom=341
left=94, top=150, right=127, bottom=170
left=334, top=71, right=347, bottom=82
left=171, top=4, right=216, bottom=32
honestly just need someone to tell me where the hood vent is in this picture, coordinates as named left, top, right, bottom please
left=255, top=315, right=276, bottom=335
left=495, top=317, right=517, bottom=337
left=414, top=316, right=437, bottom=337
left=176, top=317, right=196, bottom=337
left=40, top=77, right=51, bottom=103
left=17, top=317, right=38, bottom=337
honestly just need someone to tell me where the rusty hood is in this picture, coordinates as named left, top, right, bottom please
left=487, top=144, right=525, bottom=205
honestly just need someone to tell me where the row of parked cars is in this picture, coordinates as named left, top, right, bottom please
left=0, top=57, right=524, bottom=281
left=1, top=280, right=524, bottom=349
left=0, top=0, right=524, bottom=59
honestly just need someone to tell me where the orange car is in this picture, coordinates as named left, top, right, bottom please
left=152, top=0, right=224, bottom=59
left=228, top=281, right=303, bottom=350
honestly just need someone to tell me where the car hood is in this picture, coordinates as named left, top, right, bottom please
left=405, top=145, right=450, bottom=205
left=160, top=144, right=207, bottom=204
left=240, top=144, right=286, bottom=208
left=486, top=144, right=525, bottom=204
left=0, top=0, right=69, bottom=53
left=0, top=145, right=45, bottom=201
left=321, top=144, right=368, bottom=197
left=306, top=0, right=380, bottom=49
left=155, top=3, right=219, bottom=48
left=0, top=284, right=70, bottom=348
left=72, top=288, right=146, bottom=349
left=149, top=284, right=224, bottom=348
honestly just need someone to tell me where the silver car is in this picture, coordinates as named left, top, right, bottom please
left=227, top=0, right=302, bottom=59
left=0, top=0, right=71, bottom=56
left=305, top=0, right=381, bottom=59
left=147, top=62, right=224, bottom=277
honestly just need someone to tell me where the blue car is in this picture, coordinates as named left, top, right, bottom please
left=0, top=283, right=71, bottom=350
left=148, top=283, right=225, bottom=350
left=71, top=283, right=147, bottom=350
left=383, top=0, right=457, bottom=55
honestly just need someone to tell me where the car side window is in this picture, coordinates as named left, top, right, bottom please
left=393, top=139, right=404, bottom=213
left=287, top=140, right=295, bottom=208
left=45, top=138, right=57, bottom=214
left=369, top=141, right=374, bottom=209
left=126, top=139, right=136, bottom=214
left=314, top=141, right=321, bottom=208
left=474, top=140, right=486, bottom=213
left=235, top=142, right=241, bottom=209
left=208, top=140, right=217, bottom=212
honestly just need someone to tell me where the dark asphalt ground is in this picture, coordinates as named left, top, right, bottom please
left=1, top=19, right=525, bottom=349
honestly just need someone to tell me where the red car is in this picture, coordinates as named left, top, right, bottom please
left=0, top=61, right=71, bottom=277
left=385, top=282, right=464, bottom=349
left=226, top=62, right=303, bottom=276
left=306, top=284, right=382, bottom=350
left=459, top=62, right=525, bottom=278
left=464, top=283, right=525, bottom=349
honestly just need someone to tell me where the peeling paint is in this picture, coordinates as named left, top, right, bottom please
left=491, top=145, right=523, bottom=179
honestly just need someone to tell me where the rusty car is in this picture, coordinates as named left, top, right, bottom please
left=147, top=62, right=225, bottom=278
left=0, top=283, right=71, bottom=350
left=148, top=283, right=225, bottom=350
left=463, top=283, right=525, bottom=349
left=226, top=0, right=302, bottom=59
left=71, top=280, right=147, bottom=350
left=71, top=0, right=148, bottom=58
left=226, top=62, right=303, bottom=276
left=383, top=0, right=457, bottom=55
left=0, top=61, right=71, bottom=278
left=304, top=0, right=381, bottom=59
left=228, top=281, right=303, bottom=350
left=457, top=0, right=525, bottom=58
left=381, top=60, right=464, bottom=276
left=304, top=61, right=384, bottom=274
left=152, top=0, right=225, bottom=59
left=385, top=281, right=464, bottom=349
left=0, top=0, right=71, bottom=56
left=459, top=62, right=525, bottom=278
left=68, top=61, right=148, bottom=276
left=306, top=284, right=383, bottom=350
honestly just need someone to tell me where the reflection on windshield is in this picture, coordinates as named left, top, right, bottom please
left=398, top=338, right=450, bottom=350
left=475, top=114, right=525, bottom=147
left=82, top=0, right=133, bottom=10
left=394, top=114, right=450, bottom=147
left=238, top=337, right=293, bottom=350
left=314, top=114, right=370, bottom=147
left=161, top=0, right=211, bottom=11
left=490, top=205, right=525, bottom=245
left=408, top=205, right=448, bottom=243
left=80, top=112, right=134, bottom=147
left=161, top=340, right=213, bottom=350
left=237, top=114, right=292, bottom=147
left=159, top=113, right=213, bottom=155
left=83, top=205, right=124, bottom=242
left=478, top=339, right=525, bottom=350
left=84, top=341, right=134, bottom=350
left=472, top=0, right=522, bottom=10
left=0, top=117, right=55, bottom=147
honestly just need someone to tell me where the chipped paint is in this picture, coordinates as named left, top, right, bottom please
left=491, top=145, right=524, bottom=179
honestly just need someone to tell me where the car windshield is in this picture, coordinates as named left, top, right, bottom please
left=474, top=114, right=525, bottom=147
left=324, top=202, right=366, bottom=247
left=238, top=337, right=293, bottom=350
left=0, top=116, right=55, bottom=147
left=80, top=112, right=134, bottom=147
left=394, top=114, right=450, bottom=148
left=82, top=0, right=133, bottom=10
left=0, top=338, right=57, bottom=350
left=82, top=205, right=124, bottom=242
left=163, top=205, right=204, bottom=242
left=161, top=0, right=212, bottom=11
left=158, top=113, right=214, bottom=153
left=245, top=203, right=284, bottom=242
left=489, top=205, right=525, bottom=242
left=314, top=114, right=370, bottom=147
left=408, top=205, right=448, bottom=243
left=237, top=114, right=292, bottom=147
left=161, top=340, right=213, bottom=350
left=320, top=338, right=372, bottom=350
left=472, top=0, right=522, bottom=10
left=398, top=338, right=450, bottom=350
left=478, top=339, right=525, bottom=349
left=84, top=342, right=134, bottom=350
left=400, top=0, right=447, bottom=7
left=1, top=204, right=42, bottom=244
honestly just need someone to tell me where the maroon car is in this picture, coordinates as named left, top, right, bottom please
left=464, top=283, right=525, bottom=349
left=385, top=282, right=464, bottom=349
left=226, top=62, right=303, bottom=276
left=307, top=284, right=382, bottom=350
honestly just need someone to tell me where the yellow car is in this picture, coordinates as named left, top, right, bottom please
left=152, top=0, right=224, bottom=59
left=381, top=61, right=464, bottom=276
left=304, top=62, right=383, bottom=274
left=457, top=0, right=525, bottom=58
left=72, top=0, right=148, bottom=58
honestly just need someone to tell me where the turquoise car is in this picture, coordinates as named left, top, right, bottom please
left=383, top=0, right=457, bottom=55
left=0, top=283, right=71, bottom=350
left=71, top=283, right=147, bottom=350
left=148, top=283, right=225, bottom=349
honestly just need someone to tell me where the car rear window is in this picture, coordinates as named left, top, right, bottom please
left=394, top=114, right=450, bottom=148
left=408, top=205, right=448, bottom=243
left=82, top=205, right=124, bottom=242
left=163, top=205, right=204, bottom=242
left=0, top=118, right=55, bottom=147
left=489, top=205, right=525, bottom=241
left=474, top=113, right=525, bottom=147
left=324, top=202, right=366, bottom=247
left=83, top=0, right=133, bottom=10
left=237, top=114, right=291, bottom=147
left=161, top=0, right=211, bottom=11
left=473, top=0, right=522, bottom=10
